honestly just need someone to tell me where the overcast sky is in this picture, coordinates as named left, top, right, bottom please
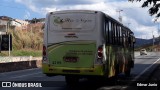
left=1, top=0, right=160, bottom=39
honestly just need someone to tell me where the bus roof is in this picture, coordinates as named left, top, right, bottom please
left=48, top=10, right=133, bottom=34
left=49, top=10, right=98, bottom=14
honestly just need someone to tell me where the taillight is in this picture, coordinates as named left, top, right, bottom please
left=98, top=46, right=103, bottom=59
left=43, top=45, right=47, bottom=62
left=43, top=45, right=46, bottom=56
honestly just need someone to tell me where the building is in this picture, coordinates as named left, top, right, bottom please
left=0, top=16, right=30, bottom=31
left=10, top=19, right=29, bottom=30
left=0, top=16, right=44, bottom=32
left=10, top=20, right=22, bottom=27
left=0, top=19, right=8, bottom=32
left=0, top=16, right=12, bottom=33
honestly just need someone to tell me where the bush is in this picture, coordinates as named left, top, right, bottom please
left=10, top=29, right=43, bottom=50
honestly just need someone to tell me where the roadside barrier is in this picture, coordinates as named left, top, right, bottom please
left=0, top=56, right=42, bottom=73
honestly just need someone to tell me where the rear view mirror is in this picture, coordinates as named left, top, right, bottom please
left=133, top=37, right=136, bottom=43
left=128, top=37, right=131, bottom=44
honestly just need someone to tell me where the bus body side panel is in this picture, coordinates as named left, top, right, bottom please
left=105, top=45, right=117, bottom=78
left=105, top=45, right=130, bottom=78
left=102, top=17, right=134, bottom=78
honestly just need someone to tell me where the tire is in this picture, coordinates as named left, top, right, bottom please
left=46, top=74, right=53, bottom=77
left=131, top=60, right=134, bottom=68
left=125, top=68, right=131, bottom=77
left=115, top=65, right=119, bottom=77
left=65, top=76, right=79, bottom=86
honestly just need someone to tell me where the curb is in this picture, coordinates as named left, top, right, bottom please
left=0, top=60, right=42, bottom=73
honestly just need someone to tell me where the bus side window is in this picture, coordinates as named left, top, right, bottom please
left=122, top=29, right=126, bottom=47
left=117, top=25, right=120, bottom=45
left=116, top=25, right=119, bottom=45
left=111, top=23, right=115, bottom=44
left=128, top=35, right=132, bottom=47
left=104, top=20, right=109, bottom=43
left=126, top=30, right=128, bottom=47
left=114, top=24, right=117, bottom=45
left=127, top=31, right=130, bottom=47
left=119, top=27, right=122, bottom=45
left=108, top=21, right=112, bottom=44
left=129, top=32, right=135, bottom=47
left=123, top=33, right=126, bottom=47
left=105, top=21, right=109, bottom=43
left=103, top=21, right=106, bottom=40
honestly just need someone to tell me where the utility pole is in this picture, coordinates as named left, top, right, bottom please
left=127, top=23, right=131, bottom=28
left=6, top=20, right=11, bottom=56
left=152, top=30, right=155, bottom=51
left=153, top=19, right=160, bottom=51
left=158, top=22, right=160, bottom=45
left=116, top=9, right=123, bottom=23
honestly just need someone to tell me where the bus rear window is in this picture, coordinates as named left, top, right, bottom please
left=49, top=13, right=96, bottom=32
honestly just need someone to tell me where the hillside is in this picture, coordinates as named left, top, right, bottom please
left=135, top=38, right=152, bottom=48
left=135, top=37, right=160, bottom=51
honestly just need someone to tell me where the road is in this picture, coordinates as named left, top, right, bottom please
left=0, top=52, right=160, bottom=90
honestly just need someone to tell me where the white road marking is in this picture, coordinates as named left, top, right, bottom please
left=10, top=72, right=42, bottom=79
left=132, top=57, right=160, bottom=81
left=121, top=57, right=160, bottom=90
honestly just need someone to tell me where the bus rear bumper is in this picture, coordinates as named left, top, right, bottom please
left=42, top=64, right=104, bottom=76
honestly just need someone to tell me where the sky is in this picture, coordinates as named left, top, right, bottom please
left=0, top=0, right=160, bottom=39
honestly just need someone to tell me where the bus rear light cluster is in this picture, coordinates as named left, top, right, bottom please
left=43, top=45, right=48, bottom=62
left=43, top=45, right=46, bottom=56
left=98, top=46, right=103, bottom=59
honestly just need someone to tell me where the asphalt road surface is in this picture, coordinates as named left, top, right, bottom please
left=0, top=52, right=160, bottom=90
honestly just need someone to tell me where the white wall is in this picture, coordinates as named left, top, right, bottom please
left=0, top=20, right=7, bottom=25
left=10, top=20, right=22, bottom=27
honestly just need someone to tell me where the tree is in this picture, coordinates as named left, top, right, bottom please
left=129, top=0, right=160, bottom=18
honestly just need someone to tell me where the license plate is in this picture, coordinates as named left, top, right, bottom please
left=63, top=57, right=79, bottom=63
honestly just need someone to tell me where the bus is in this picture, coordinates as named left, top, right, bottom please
left=42, top=10, right=135, bottom=84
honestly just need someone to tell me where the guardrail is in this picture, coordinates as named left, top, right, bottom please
left=0, top=52, right=142, bottom=73
left=134, top=52, right=140, bottom=57
left=0, top=56, right=42, bottom=73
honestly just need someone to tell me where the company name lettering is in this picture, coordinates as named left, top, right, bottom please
left=60, top=18, right=92, bottom=23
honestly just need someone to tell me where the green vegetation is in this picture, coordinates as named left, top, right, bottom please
left=129, top=0, right=160, bottom=18
left=0, top=29, right=43, bottom=57
left=12, top=49, right=42, bottom=57
left=0, top=50, right=42, bottom=57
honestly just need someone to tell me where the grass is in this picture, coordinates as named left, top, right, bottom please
left=0, top=28, right=44, bottom=57
left=11, top=49, right=42, bottom=57
left=0, top=49, right=42, bottom=57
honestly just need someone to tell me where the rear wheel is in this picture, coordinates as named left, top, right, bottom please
left=46, top=74, right=53, bottom=77
left=125, top=68, right=131, bottom=77
left=65, top=76, right=79, bottom=86
left=131, top=60, right=134, bottom=68
left=125, top=56, right=133, bottom=77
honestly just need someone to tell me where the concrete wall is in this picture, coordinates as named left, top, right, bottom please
left=0, top=57, right=42, bottom=73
